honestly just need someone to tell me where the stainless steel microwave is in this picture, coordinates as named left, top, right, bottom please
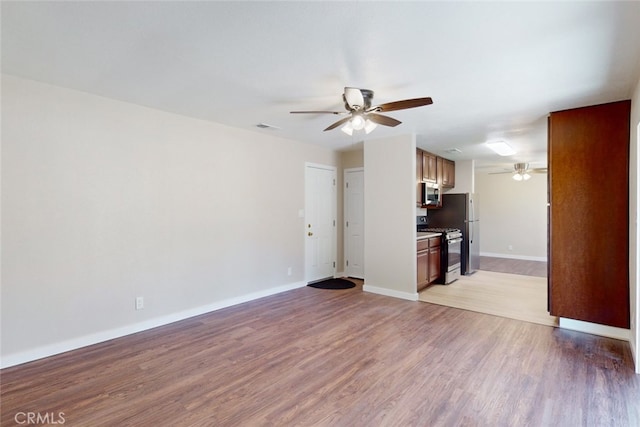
left=420, top=182, right=441, bottom=207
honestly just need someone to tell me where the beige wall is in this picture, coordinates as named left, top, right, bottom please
left=1, top=75, right=338, bottom=366
left=340, top=148, right=364, bottom=170
left=630, top=77, right=640, bottom=373
left=449, top=159, right=475, bottom=194
left=475, top=171, right=547, bottom=260
left=363, top=134, right=417, bottom=299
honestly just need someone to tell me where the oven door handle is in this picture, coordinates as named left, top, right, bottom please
left=448, top=238, right=463, bottom=244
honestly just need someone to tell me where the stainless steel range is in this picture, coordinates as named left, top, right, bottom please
left=417, top=216, right=462, bottom=284
left=424, top=227, right=462, bottom=284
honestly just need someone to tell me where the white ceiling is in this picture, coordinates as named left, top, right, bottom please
left=3, top=1, right=640, bottom=170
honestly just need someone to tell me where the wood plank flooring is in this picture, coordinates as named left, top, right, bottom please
left=419, top=270, right=558, bottom=327
left=2, top=283, right=638, bottom=426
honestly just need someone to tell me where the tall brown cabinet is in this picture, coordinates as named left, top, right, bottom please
left=548, top=100, right=631, bottom=328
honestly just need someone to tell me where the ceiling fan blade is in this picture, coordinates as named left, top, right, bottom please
left=488, top=171, right=514, bottom=175
left=344, top=87, right=365, bottom=110
left=290, top=110, right=345, bottom=115
left=532, top=168, right=548, bottom=174
left=367, top=113, right=402, bottom=127
left=323, top=116, right=353, bottom=132
left=370, top=97, right=433, bottom=113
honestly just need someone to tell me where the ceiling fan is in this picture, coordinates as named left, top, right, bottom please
left=290, top=87, right=433, bottom=135
left=490, top=162, right=547, bottom=181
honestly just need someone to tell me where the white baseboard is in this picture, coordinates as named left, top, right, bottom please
left=0, top=280, right=307, bottom=369
left=559, top=318, right=630, bottom=341
left=363, top=284, right=418, bottom=301
left=481, top=252, right=547, bottom=262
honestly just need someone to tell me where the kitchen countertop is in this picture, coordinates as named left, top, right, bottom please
left=417, top=232, right=442, bottom=241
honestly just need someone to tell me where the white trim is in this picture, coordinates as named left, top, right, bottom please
left=481, top=252, right=547, bottom=262
left=559, top=318, right=630, bottom=341
left=0, top=281, right=307, bottom=369
left=363, top=284, right=418, bottom=301
left=304, top=162, right=337, bottom=172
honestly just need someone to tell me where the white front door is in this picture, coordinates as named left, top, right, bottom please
left=305, top=164, right=336, bottom=283
left=344, top=168, right=365, bottom=279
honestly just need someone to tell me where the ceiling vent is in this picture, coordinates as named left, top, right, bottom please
left=256, top=123, right=281, bottom=130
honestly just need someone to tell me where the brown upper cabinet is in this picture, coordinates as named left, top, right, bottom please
left=548, top=100, right=630, bottom=329
left=416, top=149, right=455, bottom=207
left=416, top=150, right=424, bottom=206
left=422, top=151, right=437, bottom=183
left=416, top=150, right=423, bottom=184
left=441, top=158, right=455, bottom=188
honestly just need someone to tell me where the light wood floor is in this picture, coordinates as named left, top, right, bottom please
left=419, top=256, right=554, bottom=326
left=2, top=283, right=639, bottom=426
left=419, top=270, right=558, bottom=327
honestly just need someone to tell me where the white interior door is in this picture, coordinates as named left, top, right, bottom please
left=305, top=164, right=336, bottom=283
left=344, top=168, right=364, bottom=279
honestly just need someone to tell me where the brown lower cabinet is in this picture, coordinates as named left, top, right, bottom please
left=428, top=244, right=441, bottom=284
left=548, top=100, right=630, bottom=329
left=417, top=237, right=441, bottom=291
left=417, top=245, right=429, bottom=290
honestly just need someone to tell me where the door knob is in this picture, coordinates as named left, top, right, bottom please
left=308, top=232, right=313, bottom=236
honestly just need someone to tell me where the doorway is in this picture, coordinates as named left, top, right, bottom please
left=305, top=163, right=337, bottom=283
left=344, top=168, right=364, bottom=279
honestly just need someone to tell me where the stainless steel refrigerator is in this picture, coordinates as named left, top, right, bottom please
left=427, top=193, right=480, bottom=275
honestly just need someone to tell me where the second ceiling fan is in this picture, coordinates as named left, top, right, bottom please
left=490, top=163, right=547, bottom=181
left=291, top=87, right=433, bottom=135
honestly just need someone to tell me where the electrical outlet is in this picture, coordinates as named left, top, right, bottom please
left=135, top=297, right=144, bottom=310
left=508, top=245, right=513, bottom=251
left=287, top=267, right=292, bottom=276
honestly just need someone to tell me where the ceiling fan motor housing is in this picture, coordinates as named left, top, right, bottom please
left=343, top=87, right=374, bottom=111
left=514, top=162, right=529, bottom=173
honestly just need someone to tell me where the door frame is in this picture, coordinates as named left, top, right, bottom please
left=304, top=162, right=337, bottom=283
left=634, top=121, right=640, bottom=373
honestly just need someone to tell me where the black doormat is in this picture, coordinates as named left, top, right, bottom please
left=307, top=278, right=356, bottom=290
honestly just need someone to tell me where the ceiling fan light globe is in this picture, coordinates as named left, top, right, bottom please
left=512, top=173, right=523, bottom=181
left=523, top=173, right=531, bottom=180
left=351, top=115, right=365, bottom=130
left=341, top=122, right=354, bottom=136
left=364, top=119, right=377, bottom=134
